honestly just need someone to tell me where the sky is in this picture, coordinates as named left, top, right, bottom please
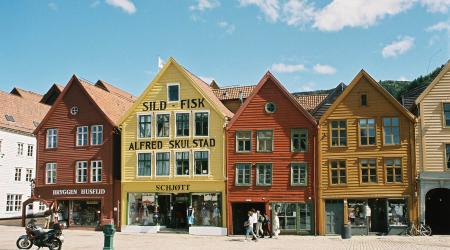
left=0, top=0, right=449, bottom=96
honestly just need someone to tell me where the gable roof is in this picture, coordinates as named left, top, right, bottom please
left=319, top=70, right=415, bottom=123
left=212, top=85, right=256, bottom=101
left=294, top=94, right=328, bottom=112
left=10, top=87, right=43, bottom=103
left=39, top=84, right=64, bottom=105
left=312, top=83, right=346, bottom=120
left=95, top=80, right=136, bottom=102
left=119, top=57, right=233, bottom=125
left=227, top=71, right=317, bottom=129
left=415, top=61, right=450, bottom=104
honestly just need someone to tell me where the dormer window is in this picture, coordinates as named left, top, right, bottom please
left=5, top=114, right=15, bottom=122
left=361, top=94, right=368, bottom=106
left=168, top=83, right=180, bottom=102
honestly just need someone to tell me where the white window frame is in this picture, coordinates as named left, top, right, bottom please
left=27, top=144, right=33, bottom=157
left=175, top=111, right=190, bottom=138
left=91, top=125, right=103, bottom=145
left=45, top=163, right=57, bottom=184
left=256, top=163, right=272, bottom=186
left=137, top=113, right=153, bottom=139
left=155, top=112, right=171, bottom=138
left=25, top=169, right=33, bottom=182
left=91, top=160, right=102, bottom=183
left=194, top=110, right=210, bottom=137
left=236, top=131, right=252, bottom=153
left=17, top=143, right=24, bottom=156
left=155, top=151, right=170, bottom=177
left=256, top=130, right=274, bottom=152
left=235, top=163, right=252, bottom=186
left=136, top=152, right=152, bottom=177
left=38, top=201, right=46, bottom=211
left=291, top=162, right=307, bottom=186
left=6, top=194, right=22, bottom=212
left=193, top=150, right=210, bottom=176
left=76, top=126, right=89, bottom=147
left=46, top=129, right=58, bottom=149
left=291, top=128, right=308, bottom=152
left=76, top=161, right=88, bottom=183
left=175, top=151, right=190, bottom=177
left=15, top=168, right=22, bottom=182
left=167, top=83, right=180, bottom=103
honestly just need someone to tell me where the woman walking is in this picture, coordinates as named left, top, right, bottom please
left=245, top=210, right=258, bottom=241
left=273, top=212, right=280, bottom=238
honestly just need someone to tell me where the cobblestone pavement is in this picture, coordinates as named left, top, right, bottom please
left=1, top=226, right=450, bottom=250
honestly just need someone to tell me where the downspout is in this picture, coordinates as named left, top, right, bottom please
left=313, top=127, right=317, bottom=236
left=224, top=118, right=229, bottom=234
left=314, top=124, right=320, bottom=236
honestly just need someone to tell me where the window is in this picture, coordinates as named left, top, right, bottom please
left=175, top=113, right=189, bottom=137
left=446, top=144, right=450, bottom=170
left=138, top=115, right=152, bottom=138
left=6, top=194, right=22, bottom=212
left=444, top=103, right=450, bottom=127
left=257, top=130, right=273, bottom=152
left=25, top=169, right=32, bottom=182
left=361, top=94, right=367, bottom=106
left=17, top=143, right=24, bottom=155
left=195, top=112, right=209, bottom=136
left=168, top=84, right=180, bottom=102
left=91, top=160, right=102, bottom=182
left=5, top=114, right=15, bottom=122
left=330, top=160, right=346, bottom=184
left=27, top=144, right=33, bottom=157
left=76, top=126, right=88, bottom=146
left=383, top=117, right=400, bottom=145
left=256, top=163, right=272, bottom=186
left=291, top=129, right=308, bottom=152
left=291, top=163, right=307, bottom=186
left=39, top=202, right=46, bottom=212
left=45, top=163, right=56, bottom=184
left=15, top=168, right=22, bottom=181
left=76, top=161, right=88, bottom=183
left=299, top=203, right=313, bottom=231
left=330, top=120, right=347, bottom=147
left=385, top=159, right=402, bottom=183
left=194, top=151, right=209, bottom=175
left=46, top=129, right=58, bottom=149
left=359, top=119, right=376, bottom=146
left=156, top=152, right=170, bottom=176
left=156, top=113, right=170, bottom=137
left=360, top=159, right=377, bottom=183
left=265, top=102, right=277, bottom=113
left=235, top=163, right=251, bottom=185
left=176, top=152, right=190, bottom=176
left=70, top=106, right=79, bottom=115
left=91, top=125, right=103, bottom=145
left=388, top=199, right=408, bottom=226
left=236, top=131, right=251, bottom=152
left=137, top=153, right=151, bottom=177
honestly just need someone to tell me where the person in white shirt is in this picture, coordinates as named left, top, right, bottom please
left=364, top=204, right=372, bottom=230
left=251, top=209, right=258, bottom=234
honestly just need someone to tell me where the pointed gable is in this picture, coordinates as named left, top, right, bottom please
left=416, top=61, right=450, bottom=104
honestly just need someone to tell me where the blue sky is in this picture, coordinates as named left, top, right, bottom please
left=0, top=0, right=449, bottom=96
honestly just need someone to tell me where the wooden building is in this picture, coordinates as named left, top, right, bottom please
left=226, top=72, right=317, bottom=235
left=119, top=58, right=233, bottom=235
left=33, top=76, right=134, bottom=229
left=316, top=70, right=417, bottom=235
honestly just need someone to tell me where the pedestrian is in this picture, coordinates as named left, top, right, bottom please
left=262, top=212, right=272, bottom=238
left=273, top=212, right=280, bottom=238
left=256, top=210, right=264, bottom=237
left=245, top=211, right=258, bottom=241
left=251, top=208, right=257, bottom=234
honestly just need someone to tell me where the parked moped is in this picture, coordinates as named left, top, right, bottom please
left=16, top=219, right=64, bottom=250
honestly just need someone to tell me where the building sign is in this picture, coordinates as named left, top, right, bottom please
left=52, top=188, right=106, bottom=196
left=155, top=184, right=191, bottom=192
left=142, top=98, right=205, bottom=111
left=128, top=138, right=215, bottom=151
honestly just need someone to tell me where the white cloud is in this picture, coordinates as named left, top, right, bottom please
left=398, top=76, right=410, bottom=81
left=190, top=0, right=220, bottom=11
left=199, top=76, right=215, bottom=83
left=271, top=63, right=306, bottom=73
left=217, top=21, right=236, bottom=34
left=239, top=0, right=280, bottom=22
left=382, top=36, right=415, bottom=58
left=48, top=2, right=58, bottom=11
left=420, top=0, right=450, bottom=13
left=299, top=82, right=316, bottom=91
left=105, top=0, right=136, bottom=14
left=313, top=64, right=337, bottom=74
left=282, top=0, right=316, bottom=27
left=426, top=21, right=450, bottom=32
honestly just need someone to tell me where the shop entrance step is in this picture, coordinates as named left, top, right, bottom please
left=158, top=228, right=189, bottom=234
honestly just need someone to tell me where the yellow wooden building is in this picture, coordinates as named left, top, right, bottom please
left=316, top=70, right=417, bottom=235
left=119, top=58, right=233, bottom=235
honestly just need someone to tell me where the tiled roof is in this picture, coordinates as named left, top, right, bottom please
left=401, top=84, right=428, bottom=111
left=10, top=87, right=43, bottom=103
left=312, top=83, right=346, bottom=120
left=212, top=85, right=256, bottom=100
left=95, top=80, right=136, bottom=102
left=0, top=91, right=50, bottom=134
left=294, top=94, right=328, bottom=112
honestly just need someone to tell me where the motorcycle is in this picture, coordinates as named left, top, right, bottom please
left=16, top=219, right=64, bottom=250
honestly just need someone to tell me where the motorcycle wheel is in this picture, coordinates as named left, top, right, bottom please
left=16, top=237, right=33, bottom=249
left=48, top=238, right=62, bottom=250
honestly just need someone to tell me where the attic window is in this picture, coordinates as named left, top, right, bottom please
left=33, top=121, right=40, bottom=127
left=361, top=94, right=368, bottom=106
left=5, top=115, right=15, bottom=122
left=265, top=102, right=277, bottom=113
left=70, top=106, right=79, bottom=115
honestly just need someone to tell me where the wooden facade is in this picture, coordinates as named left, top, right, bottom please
left=317, top=70, right=417, bottom=235
left=226, top=72, right=317, bottom=235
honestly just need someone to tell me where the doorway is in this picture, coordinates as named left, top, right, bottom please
left=171, top=194, right=189, bottom=229
left=231, top=202, right=265, bottom=235
left=368, top=199, right=387, bottom=234
left=325, top=200, right=343, bottom=235
left=426, top=188, right=450, bottom=234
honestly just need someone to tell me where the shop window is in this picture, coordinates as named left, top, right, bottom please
left=46, top=128, right=58, bottom=149
left=273, top=203, right=296, bottom=230
left=25, top=169, right=33, bottom=182
left=137, top=153, right=152, bottom=177
left=388, top=199, right=408, bottom=226
left=359, top=119, right=376, bottom=146
left=91, top=160, right=102, bottom=182
left=383, top=117, right=400, bottom=145
left=291, top=129, right=308, bottom=152
left=444, top=103, right=450, bottom=127
left=138, top=115, right=152, bottom=138
left=194, top=112, right=209, bottom=136
left=70, top=200, right=100, bottom=227
left=176, top=151, right=190, bottom=176
left=256, top=163, right=272, bottom=186
left=291, top=163, right=307, bottom=186
left=299, top=203, right=312, bottom=231
left=6, top=194, right=22, bottom=212
left=14, top=168, right=22, bottom=182
left=194, top=151, right=209, bottom=175
left=330, top=120, right=347, bottom=147
left=17, top=143, right=24, bottom=155
left=156, top=113, right=170, bottom=137
left=76, top=126, right=89, bottom=146
left=235, top=163, right=251, bottom=186
left=446, top=144, right=450, bottom=170
left=45, top=163, right=56, bottom=184
left=156, top=152, right=170, bottom=176
left=385, top=159, right=402, bottom=183
left=191, top=193, right=222, bottom=227
left=256, top=130, right=273, bottom=152
left=236, top=131, right=251, bottom=152
left=76, top=161, right=88, bottom=183
left=175, top=113, right=190, bottom=137
left=91, top=125, right=103, bottom=145
left=348, top=200, right=368, bottom=226
left=360, top=159, right=377, bottom=183
left=127, top=193, right=157, bottom=226
left=330, top=160, right=346, bottom=185
left=167, top=83, right=180, bottom=102
left=27, top=144, right=33, bottom=157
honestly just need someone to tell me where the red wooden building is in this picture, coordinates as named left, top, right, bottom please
left=226, top=72, right=317, bottom=235
left=33, top=75, right=134, bottom=229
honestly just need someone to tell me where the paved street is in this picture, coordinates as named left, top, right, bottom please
left=1, top=226, right=450, bottom=250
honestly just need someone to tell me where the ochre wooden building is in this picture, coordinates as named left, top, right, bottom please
left=226, top=72, right=317, bottom=235
left=316, top=70, right=417, bottom=235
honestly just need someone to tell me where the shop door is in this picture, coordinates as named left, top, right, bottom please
left=368, top=199, right=387, bottom=234
left=171, top=194, right=189, bottom=229
left=157, top=195, right=171, bottom=226
left=426, top=188, right=450, bottom=234
left=231, top=202, right=265, bottom=235
left=325, top=200, right=343, bottom=235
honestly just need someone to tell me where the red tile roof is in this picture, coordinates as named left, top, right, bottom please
left=10, top=87, right=43, bottom=103
left=95, top=80, right=136, bottom=102
left=212, top=85, right=256, bottom=100
left=294, top=94, right=328, bottom=112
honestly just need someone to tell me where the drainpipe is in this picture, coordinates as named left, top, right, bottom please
left=313, top=125, right=318, bottom=236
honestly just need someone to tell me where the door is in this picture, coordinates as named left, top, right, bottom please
left=171, top=194, right=189, bottom=229
left=231, top=202, right=265, bottom=235
left=368, top=199, right=387, bottom=234
left=325, top=200, right=343, bottom=235
left=426, top=188, right=450, bottom=234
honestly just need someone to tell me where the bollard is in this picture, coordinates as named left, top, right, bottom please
left=103, top=224, right=116, bottom=250
left=341, top=224, right=352, bottom=239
